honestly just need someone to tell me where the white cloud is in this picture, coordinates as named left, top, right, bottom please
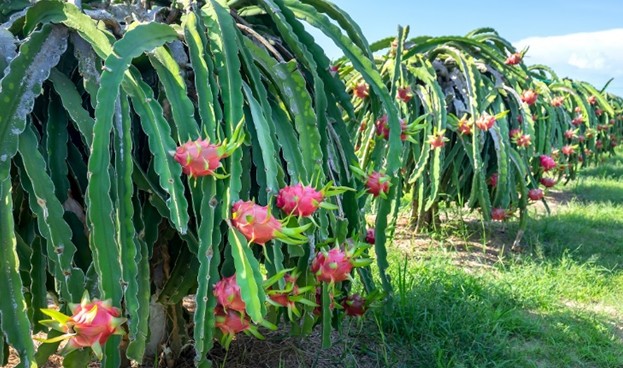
left=514, top=29, right=623, bottom=94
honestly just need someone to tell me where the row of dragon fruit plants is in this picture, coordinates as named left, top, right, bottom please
left=0, top=1, right=621, bottom=368
left=339, top=26, right=622, bottom=245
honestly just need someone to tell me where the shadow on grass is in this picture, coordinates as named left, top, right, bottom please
left=526, top=210, right=623, bottom=270
left=376, top=260, right=623, bottom=368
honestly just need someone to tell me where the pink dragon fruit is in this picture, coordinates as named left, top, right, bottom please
left=539, top=155, right=557, bottom=172
left=231, top=200, right=282, bottom=245
left=516, top=134, right=531, bottom=148
left=375, top=115, right=408, bottom=141
left=172, top=139, right=228, bottom=177
left=521, top=90, right=538, bottom=106
left=572, top=116, right=584, bottom=126
left=491, top=208, right=509, bottom=221
left=396, top=86, right=413, bottom=103
left=214, top=305, right=250, bottom=336
left=505, top=52, right=522, bottom=65
left=595, top=108, right=603, bottom=116
left=561, top=145, right=575, bottom=156
left=365, top=228, right=375, bottom=244
left=509, top=128, right=522, bottom=140
left=276, top=183, right=324, bottom=217
left=564, top=130, right=577, bottom=140
left=353, top=82, right=369, bottom=99
left=487, top=173, right=498, bottom=188
left=596, top=140, right=604, bottom=150
left=588, top=95, right=597, bottom=105
left=457, top=117, right=473, bottom=135
left=365, top=171, right=390, bottom=197
left=577, top=135, right=586, bottom=143
left=328, top=64, right=340, bottom=77
left=311, top=248, right=353, bottom=283
left=38, top=293, right=126, bottom=359
left=551, top=96, right=565, bottom=107
left=540, top=177, right=556, bottom=188
left=342, top=293, right=367, bottom=317
left=528, top=188, right=544, bottom=201
left=475, top=113, right=496, bottom=131
left=428, top=130, right=448, bottom=149
left=268, top=274, right=300, bottom=308
left=213, top=275, right=246, bottom=312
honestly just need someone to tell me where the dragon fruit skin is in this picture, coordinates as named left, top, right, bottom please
left=311, top=248, right=353, bottom=283
left=231, top=200, right=282, bottom=245
left=172, top=139, right=227, bottom=177
left=276, top=183, right=324, bottom=217
left=342, top=293, right=367, bottom=317
left=365, top=171, right=390, bottom=197
left=213, top=275, right=246, bottom=312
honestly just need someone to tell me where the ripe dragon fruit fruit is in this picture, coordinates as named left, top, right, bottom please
left=491, top=208, right=509, bottom=221
left=365, top=228, right=376, bottom=244
left=171, top=124, right=244, bottom=178
left=516, top=134, right=531, bottom=148
left=475, top=113, right=496, bottom=131
left=231, top=200, right=311, bottom=245
left=551, top=96, right=565, bottom=107
left=487, top=173, right=498, bottom=188
left=539, top=155, right=557, bottom=172
left=311, top=248, right=353, bottom=283
left=353, top=82, right=369, bottom=99
left=172, top=139, right=228, bottom=177
left=564, top=129, right=577, bottom=140
left=342, top=293, right=367, bottom=317
left=504, top=52, right=522, bottom=65
left=457, top=116, right=473, bottom=135
left=509, top=128, right=522, bottom=140
left=276, top=183, right=324, bottom=217
left=365, top=171, right=390, bottom=197
left=231, top=200, right=282, bottom=245
left=267, top=274, right=300, bottom=308
left=571, top=116, right=584, bottom=126
left=213, top=275, right=246, bottom=312
left=428, top=130, right=448, bottom=149
left=396, top=86, right=413, bottom=103
left=375, top=115, right=408, bottom=141
left=528, top=188, right=544, bottom=201
left=328, top=64, right=340, bottom=77
left=214, top=305, right=250, bottom=336
left=596, top=140, right=604, bottom=150
left=595, top=108, right=603, bottom=116
left=38, top=293, right=126, bottom=360
left=540, top=177, right=556, bottom=188
left=521, top=90, right=538, bottom=106
left=587, top=95, right=597, bottom=105
left=561, top=145, right=575, bottom=156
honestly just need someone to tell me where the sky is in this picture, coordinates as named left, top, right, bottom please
left=310, top=0, right=623, bottom=95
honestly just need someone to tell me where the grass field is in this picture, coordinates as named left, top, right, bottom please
left=337, top=151, right=623, bottom=368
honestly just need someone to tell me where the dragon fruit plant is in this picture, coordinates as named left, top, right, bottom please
left=342, top=25, right=621, bottom=248
left=0, top=0, right=392, bottom=365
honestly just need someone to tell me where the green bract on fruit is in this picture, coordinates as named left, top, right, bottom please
left=38, top=293, right=126, bottom=360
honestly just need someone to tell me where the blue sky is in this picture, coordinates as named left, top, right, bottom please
left=311, top=0, right=623, bottom=95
